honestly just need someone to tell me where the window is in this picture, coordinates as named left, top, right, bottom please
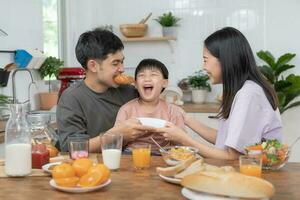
left=43, top=0, right=59, bottom=57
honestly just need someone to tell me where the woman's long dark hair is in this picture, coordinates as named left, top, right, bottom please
left=204, top=27, right=278, bottom=119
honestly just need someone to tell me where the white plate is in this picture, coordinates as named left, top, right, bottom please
left=181, top=188, right=238, bottom=200
left=158, top=174, right=181, bottom=184
left=49, top=178, right=111, bottom=193
left=42, top=162, right=61, bottom=174
left=138, top=117, right=166, bottom=128
left=181, top=188, right=269, bottom=200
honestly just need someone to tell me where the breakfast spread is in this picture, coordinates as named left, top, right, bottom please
left=113, top=74, right=134, bottom=85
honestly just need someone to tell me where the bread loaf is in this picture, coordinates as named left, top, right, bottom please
left=156, top=156, right=197, bottom=177
left=181, top=171, right=275, bottom=199
left=114, top=74, right=134, bottom=85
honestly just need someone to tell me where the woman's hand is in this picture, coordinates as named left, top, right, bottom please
left=156, top=122, right=189, bottom=144
left=114, top=118, right=155, bottom=142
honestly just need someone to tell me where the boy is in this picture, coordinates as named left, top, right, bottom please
left=115, top=58, right=186, bottom=153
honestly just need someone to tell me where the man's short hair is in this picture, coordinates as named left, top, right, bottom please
left=75, top=30, right=124, bottom=69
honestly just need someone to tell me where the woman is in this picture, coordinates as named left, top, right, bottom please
left=156, top=27, right=282, bottom=160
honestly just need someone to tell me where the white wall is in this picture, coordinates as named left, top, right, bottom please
left=63, top=0, right=300, bottom=99
left=0, top=0, right=43, bottom=108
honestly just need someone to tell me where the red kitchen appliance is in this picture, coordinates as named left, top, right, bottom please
left=57, top=67, right=85, bottom=98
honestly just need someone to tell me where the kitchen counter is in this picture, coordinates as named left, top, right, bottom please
left=181, top=102, right=220, bottom=113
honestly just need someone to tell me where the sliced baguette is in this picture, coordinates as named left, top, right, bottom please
left=174, top=159, right=204, bottom=179
left=174, top=161, right=235, bottom=179
left=181, top=171, right=275, bottom=199
left=156, top=156, right=197, bottom=177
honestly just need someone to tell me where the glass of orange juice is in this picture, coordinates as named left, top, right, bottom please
left=239, top=155, right=262, bottom=177
left=132, top=144, right=151, bottom=170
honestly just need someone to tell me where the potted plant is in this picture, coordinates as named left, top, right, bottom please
left=257, top=50, right=300, bottom=113
left=187, top=70, right=211, bottom=103
left=154, top=12, right=180, bottom=37
left=38, top=56, right=64, bottom=110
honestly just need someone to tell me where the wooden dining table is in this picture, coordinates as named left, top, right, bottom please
left=0, top=154, right=299, bottom=200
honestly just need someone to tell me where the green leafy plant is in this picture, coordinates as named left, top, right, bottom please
left=257, top=50, right=300, bottom=113
left=187, top=70, right=211, bottom=91
left=39, top=56, right=64, bottom=92
left=154, top=12, right=180, bottom=27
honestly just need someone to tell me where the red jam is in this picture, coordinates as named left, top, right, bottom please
left=32, top=144, right=50, bottom=169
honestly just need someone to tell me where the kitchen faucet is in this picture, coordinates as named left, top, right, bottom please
left=11, top=68, right=37, bottom=110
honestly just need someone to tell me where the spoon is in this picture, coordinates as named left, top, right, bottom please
left=150, top=137, right=167, bottom=153
left=139, top=13, right=152, bottom=24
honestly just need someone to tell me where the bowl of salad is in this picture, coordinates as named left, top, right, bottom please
left=245, top=139, right=290, bottom=170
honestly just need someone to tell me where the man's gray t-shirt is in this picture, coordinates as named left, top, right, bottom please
left=57, top=81, right=138, bottom=151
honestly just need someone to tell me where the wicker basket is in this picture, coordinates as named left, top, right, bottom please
left=119, top=24, right=148, bottom=38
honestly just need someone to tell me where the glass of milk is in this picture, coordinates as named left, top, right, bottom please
left=100, top=133, right=123, bottom=170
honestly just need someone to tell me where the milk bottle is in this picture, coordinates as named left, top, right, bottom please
left=5, top=103, right=32, bottom=176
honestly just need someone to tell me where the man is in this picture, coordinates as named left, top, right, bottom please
left=57, top=30, right=152, bottom=152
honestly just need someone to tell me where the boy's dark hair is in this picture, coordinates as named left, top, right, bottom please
left=75, top=30, right=124, bottom=69
left=204, top=27, right=278, bottom=119
left=135, top=59, right=169, bottom=80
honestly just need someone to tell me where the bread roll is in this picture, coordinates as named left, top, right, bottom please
left=181, top=171, right=275, bottom=199
left=156, top=156, right=197, bottom=177
left=114, top=74, right=134, bottom=85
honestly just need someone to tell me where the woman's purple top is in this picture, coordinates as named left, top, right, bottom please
left=215, top=80, right=282, bottom=153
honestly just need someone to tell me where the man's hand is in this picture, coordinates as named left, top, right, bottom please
left=113, top=118, right=156, bottom=142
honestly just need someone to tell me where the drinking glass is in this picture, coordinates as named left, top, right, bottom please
left=239, top=155, right=262, bottom=177
left=132, top=144, right=151, bottom=170
left=68, top=134, right=89, bottom=159
left=100, top=133, right=123, bottom=170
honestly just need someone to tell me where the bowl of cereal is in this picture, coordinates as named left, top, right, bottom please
left=159, top=146, right=199, bottom=166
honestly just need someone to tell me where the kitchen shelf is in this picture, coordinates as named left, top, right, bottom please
left=121, top=36, right=176, bottom=42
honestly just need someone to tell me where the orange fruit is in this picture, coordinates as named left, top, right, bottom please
left=54, top=177, right=79, bottom=187
left=72, top=158, right=93, bottom=177
left=52, top=163, right=75, bottom=179
left=88, top=164, right=110, bottom=184
left=78, top=171, right=103, bottom=187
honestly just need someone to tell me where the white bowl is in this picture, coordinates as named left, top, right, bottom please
left=138, top=117, right=166, bottom=128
